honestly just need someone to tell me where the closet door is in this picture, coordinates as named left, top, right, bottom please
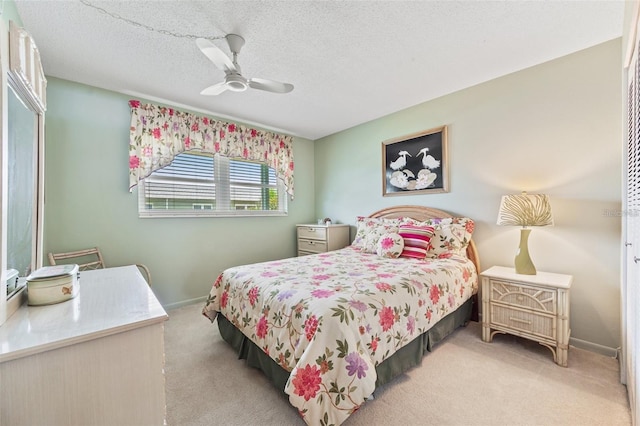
left=624, top=35, right=640, bottom=426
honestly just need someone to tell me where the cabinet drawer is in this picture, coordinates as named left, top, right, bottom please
left=490, top=279, right=557, bottom=314
left=298, top=238, right=327, bottom=253
left=297, top=226, right=327, bottom=241
left=491, top=305, right=556, bottom=340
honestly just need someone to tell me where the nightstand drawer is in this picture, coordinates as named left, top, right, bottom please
left=297, top=226, right=327, bottom=241
left=490, top=279, right=557, bottom=314
left=491, top=305, right=556, bottom=340
left=298, top=238, right=327, bottom=253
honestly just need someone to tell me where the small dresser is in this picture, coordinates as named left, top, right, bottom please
left=297, top=224, right=350, bottom=256
left=481, top=266, right=572, bottom=367
left=0, top=265, right=168, bottom=425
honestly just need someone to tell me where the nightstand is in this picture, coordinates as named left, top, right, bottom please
left=481, top=266, right=572, bottom=367
left=296, top=224, right=350, bottom=256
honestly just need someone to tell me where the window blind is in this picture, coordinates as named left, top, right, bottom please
left=138, top=152, right=286, bottom=217
left=624, top=32, right=640, bottom=426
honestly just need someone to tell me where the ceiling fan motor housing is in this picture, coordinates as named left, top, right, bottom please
left=226, top=34, right=246, bottom=54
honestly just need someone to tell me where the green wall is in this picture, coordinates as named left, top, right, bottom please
left=2, top=0, right=22, bottom=26
left=43, top=78, right=315, bottom=306
left=314, top=39, right=623, bottom=351
left=15, top=0, right=622, bottom=349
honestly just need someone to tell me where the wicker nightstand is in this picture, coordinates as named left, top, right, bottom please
left=481, top=266, right=572, bottom=367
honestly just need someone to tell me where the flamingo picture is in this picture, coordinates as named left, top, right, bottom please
left=417, top=147, right=440, bottom=169
left=390, top=150, right=411, bottom=170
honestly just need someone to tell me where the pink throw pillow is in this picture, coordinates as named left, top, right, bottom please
left=398, top=225, right=435, bottom=259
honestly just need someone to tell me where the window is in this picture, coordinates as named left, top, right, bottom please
left=138, top=151, right=287, bottom=217
left=192, top=203, right=213, bottom=210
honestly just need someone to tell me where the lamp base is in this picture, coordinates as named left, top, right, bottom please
left=514, top=228, right=536, bottom=275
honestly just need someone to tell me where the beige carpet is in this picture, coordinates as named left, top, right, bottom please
left=164, top=302, right=631, bottom=426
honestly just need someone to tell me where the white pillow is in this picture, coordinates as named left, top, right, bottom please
left=427, top=219, right=475, bottom=258
left=352, top=216, right=401, bottom=254
left=376, top=233, right=404, bottom=258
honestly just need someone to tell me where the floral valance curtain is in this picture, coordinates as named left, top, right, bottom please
left=128, top=100, right=295, bottom=198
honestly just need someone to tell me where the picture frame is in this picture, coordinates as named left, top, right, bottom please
left=382, top=125, right=449, bottom=196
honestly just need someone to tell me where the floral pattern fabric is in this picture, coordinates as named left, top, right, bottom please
left=202, top=247, right=477, bottom=425
left=128, top=100, right=295, bottom=198
left=376, top=233, right=404, bottom=258
left=401, top=217, right=475, bottom=258
left=351, top=216, right=401, bottom=253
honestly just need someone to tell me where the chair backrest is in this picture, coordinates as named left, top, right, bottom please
left=48, top=247, right=105, bottom=271
left=48, top=247, right=152, bottom=286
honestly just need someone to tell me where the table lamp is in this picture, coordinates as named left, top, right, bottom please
left=497, top=192, right=553, bottom=275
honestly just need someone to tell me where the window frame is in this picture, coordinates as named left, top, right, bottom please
left=137, top=152, right=288, bottom=218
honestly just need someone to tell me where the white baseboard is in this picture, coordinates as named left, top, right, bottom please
left=570, top=336, right=618, bottom=358
left=163, top=296, right=207, bottom=311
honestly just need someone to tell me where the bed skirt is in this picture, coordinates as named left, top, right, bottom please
left=216, top=297, right=474, bottom=392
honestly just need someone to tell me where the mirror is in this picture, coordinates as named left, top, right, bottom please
left=1, top=20, right=47, bottom=323
left=7, top=83, right=37, bottom=279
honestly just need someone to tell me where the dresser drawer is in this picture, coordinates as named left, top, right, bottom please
left=296, top=224, right=350, bottom=257
left=490, top=279, right=557, bottom=314
left=298, top=238, right=327, bottom=253
left=297, top=226, right=327, bottom=241
left=491, top=305, right=556, bottom=340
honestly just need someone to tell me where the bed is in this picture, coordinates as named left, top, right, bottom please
left=202, top=205, right=480, bottom=425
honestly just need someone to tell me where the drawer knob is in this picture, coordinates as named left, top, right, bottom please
left=307, top=228, right=316, bottom=232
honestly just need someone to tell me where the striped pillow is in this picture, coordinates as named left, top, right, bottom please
left=398, top=224, right=435, bottom=259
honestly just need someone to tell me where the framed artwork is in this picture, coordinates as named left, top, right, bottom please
left=382, top=125, right=449, bottom=196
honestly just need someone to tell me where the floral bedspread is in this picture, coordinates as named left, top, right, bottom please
left=202, top=247, right=477, bottom=425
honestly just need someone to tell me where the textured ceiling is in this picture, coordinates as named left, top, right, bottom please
left=14, top=0, right=624, bottom=140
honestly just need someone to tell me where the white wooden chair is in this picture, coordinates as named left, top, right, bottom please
left=47, top=247, right=152, bottom=286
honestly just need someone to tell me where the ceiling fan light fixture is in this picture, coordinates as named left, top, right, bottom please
left=226, top=74, right=248, bottom=92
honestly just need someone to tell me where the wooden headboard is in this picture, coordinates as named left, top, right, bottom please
left=368, top=205, right=481, bottom=274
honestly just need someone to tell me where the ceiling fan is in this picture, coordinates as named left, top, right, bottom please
left=196, top=34, right=294, bottom=96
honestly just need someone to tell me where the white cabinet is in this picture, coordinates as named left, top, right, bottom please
left=0, top=265, right=168, bottom=425
left=481, top=266, right=572, bottom=367
left=297, top=224, right=350, bottom=256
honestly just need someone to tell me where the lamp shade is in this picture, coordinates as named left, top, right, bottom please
left=497, top=192, right=553, bottom=227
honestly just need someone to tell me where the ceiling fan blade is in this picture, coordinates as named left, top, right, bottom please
left=200, top=82, right=229, bottom=96
left=196, top=38, right=237, bottom=73
left=248, top=78, right=294, bottom=94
